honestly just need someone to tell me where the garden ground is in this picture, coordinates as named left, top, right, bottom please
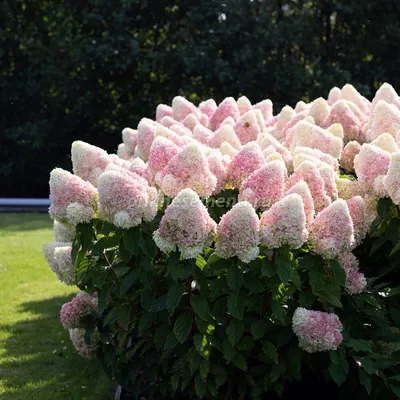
left=0, top=213, right=111, bottom=400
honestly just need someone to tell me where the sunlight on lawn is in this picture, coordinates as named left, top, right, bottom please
left=0, top=214, right=110, bottom=400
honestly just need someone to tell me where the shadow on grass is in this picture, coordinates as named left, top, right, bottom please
left=0, top=213, right=53, bottom=232
left=0, top=295, right=112, bottom=400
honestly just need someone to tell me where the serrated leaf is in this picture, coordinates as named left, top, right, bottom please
left=262, top=340, right=278, bottom=364
left=140, top=288, right=155, bottom=311
left=226, top=319, right=244, bottom=346
left=166, top=282, right=184, bottom=315
left=359, top=369, right=371, bottom=395
left=222, top=338, right=236, bottom=362
left=174, top=314, right=192, bottom=343
left=190, top=295, right=210, bottom=321
left=261, top=257, right=275, bottom=277
left=329, top=359, right=349, bottom=385
left=227, top=292, right=245, bottom=320
left=309, top=266, right=324, bottom=294
left=226, top=267, right=243, bottom=291
left=120, top=269, right=139, bottom=295
left=251, top=320, right=267, bottom=340
left=243, top=273, right=264, bottom=293
left=233, top=352, right=247, bottom=371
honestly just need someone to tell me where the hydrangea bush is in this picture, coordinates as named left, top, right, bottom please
left=43, top=83, right=400, bottom=399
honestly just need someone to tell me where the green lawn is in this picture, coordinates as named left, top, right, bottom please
left=0, top=213, right=111, bottom=400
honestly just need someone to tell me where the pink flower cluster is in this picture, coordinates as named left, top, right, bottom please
left=69, top=328, right=99, bottom=359
left=60, top=292, right=98, bottom=329
left=153, top=189, right=216, bottom=259
left=42, top=242, right=75, bottom=285
left=292, top=307, right=343, bottom=353
left=338, top=252, right=367, bottom=295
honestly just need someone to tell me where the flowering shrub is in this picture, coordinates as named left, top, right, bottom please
left=44, top=83, right=400, bottom=399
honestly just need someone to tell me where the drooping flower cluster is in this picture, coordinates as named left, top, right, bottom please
left=42, top=242, right=75, bottom=285
left=292, top=308, right=343, bottom=353
left=338, top=252, right=367, bottom=295
left=60, top=292, right=99, bottom=329
left=69, top=328, right=99, bottom=359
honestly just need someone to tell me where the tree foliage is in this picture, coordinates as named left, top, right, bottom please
left=1, top=0, right=400, bottom=196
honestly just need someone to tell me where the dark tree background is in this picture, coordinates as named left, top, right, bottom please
left=1, top=0, right=400, bottom=197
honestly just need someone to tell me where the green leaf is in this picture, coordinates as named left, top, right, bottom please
left=358, top=358, right=378, bottom=374
left=196, top=255, right=207, bottom=270
left=328, top=359, right=349, bottom=385
left=169, top=262, right=193, bottom=280
left=150, top=295, right=166, bottom=312
left=237, top=336, right=255, bottom=351
left=330, top=260, right=346, bottom=287
left=329, top=347, right=345, bottom=364
left=321, top=282, right=342, bottom=308
left=154, top=325, right=169, bottom=350
left=243, top=273, right=264, bottom=293
left=140, top=288, right=155, bottom=311
left=226, top=267, right=243, bottom=291
left=194, top=333, right=210, bottom=359
left=123, top=227, right=141, bottom=255
left=199, top=359, right=210, bottom=379
left=271, top=300, right=286, bottom=324
left=299, top=291, right=314, bottom=307
left=233, top=352, right=248, bottom=371
left=120, top=269, right=139, bottom=295
left=227, top=292, right=245, bottom=320
left=275, top=249, right=292, bottom=283
left=370, top=236, right=387, bottom=256
left=117, top=304, right=131, bottom=330
left=139, top=267, right=153, bottom=289
left=291, top=269, right=301, bottom=290
left=194, top=373, right=207, bottom=398
left=251, top=320, right=267, bottom=340
left=226, top=319, right=244, bottom=346
left=190, top=295, right=210, bottom=321
left=166, top=282, right=184, bottom=315
left=209, top=278, right=225, bottom=300
left=174, top=314, right=192, bottom=343
left=139, top=311, right=156, bottom=333
left=222, top=338, right=236, bottom=362
left=164, top=331, right=179, bottom=350
left=262, top=340, right=278, bottom=364
left=170, top=373, right=180, bottom=392
left=344, top=339, right=373, bottom=353
left=207, top=252, right=221, bottom=265
left=261, top=257, right=276, bottom=277
left=188, top=349, right=202, bottom=375
left=309, top=266, right=324, bottom=295
left=359, top=369, right=371, bottom=395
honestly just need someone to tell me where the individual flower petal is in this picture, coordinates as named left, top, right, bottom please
left=215, top=201, right=260, bottom=263
left=49, top=168, right=98, bottom=225
left=160, top=142, right=217, bottom=198
left=153, top=189, right=216, bottom=259
left=308, top=199, right=355, bottom=259
left=226, top=142, right=265, bottom=188
left=238, top=160, right=285, bottom=210
left=292, top=308, right=343, bottom=353
left=260, top=193, right=308, bottom=249
left=98, top=169, right=158, bottom=228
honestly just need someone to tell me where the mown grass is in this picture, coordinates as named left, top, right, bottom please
left=0, top=213, right=111, bottom=400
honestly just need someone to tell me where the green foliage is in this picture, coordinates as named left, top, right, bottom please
left=2, top=0, right=400, bottom=197
left=69, top=197, right=400, bottom=399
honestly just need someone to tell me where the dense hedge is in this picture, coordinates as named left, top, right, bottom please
left=2, top=0, right=400, bottom=197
